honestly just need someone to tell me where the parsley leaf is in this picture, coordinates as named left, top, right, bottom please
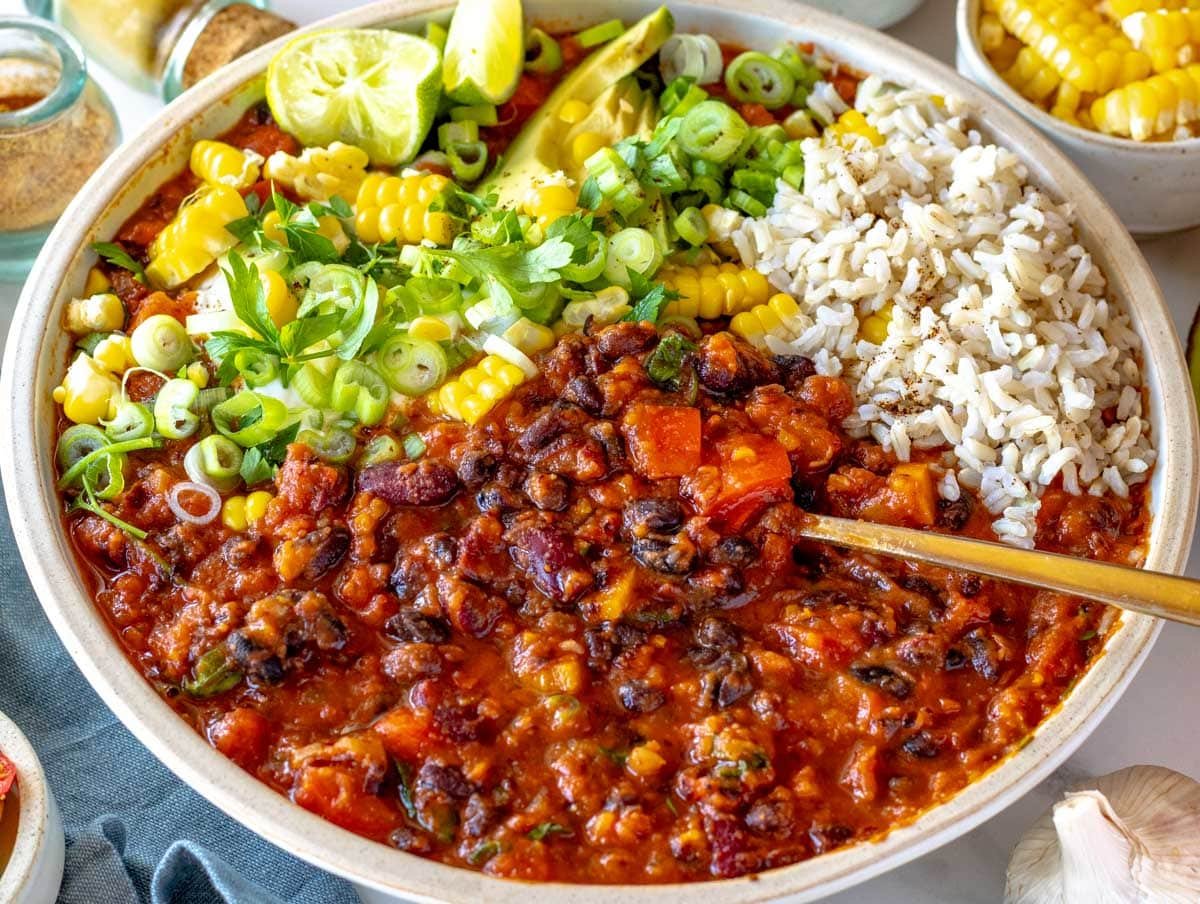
left=624, top=269, right=679, bottom=324
left=91, top=241, right=146, bottom=284
left=645, top=333, right=697, bottom=388
left=239, top=421, right=299, bottom=486
left=527, top=822, right=571, bottom=841
left=223, top=252, right=279, bottom=343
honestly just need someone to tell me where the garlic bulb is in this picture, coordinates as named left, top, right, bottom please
left=1006, top=765, right=1200, bottom=903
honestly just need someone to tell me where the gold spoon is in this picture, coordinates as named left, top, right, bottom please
left=798, top=514, right=1200, bottom=627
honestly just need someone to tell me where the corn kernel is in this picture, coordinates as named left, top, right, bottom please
left=261, top=269, right=297, bottom=327
left=572, top=131, right=608, bottom=167
left=262, top=210, right=286, bottom=244
left=83, top=266, right=110, bottom=296
left=626, top=743, right=667, bottom=776
left=221, top=496, right=248, bottom=531
left=91, top=335, right=135, bottom=374
left=531, top=658, right=585, bottom=695
left=559, top=99, right=591, bottom=123
left=244, top=490, right=273, bottom=524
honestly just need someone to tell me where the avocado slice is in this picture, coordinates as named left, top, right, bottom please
left=481, top=6, right=675, bottom=208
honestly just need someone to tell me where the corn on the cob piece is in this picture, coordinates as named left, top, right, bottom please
left=659, top=263, right=770, bottom=320
left=1003, top=45, right=1063, bottom=103
left=354, top=172, right=457, bottom=246
left=263, top=142, right=369, bottom=204
left=997, top=0, right=1150, bottom=93
left=145, top=185, right=248, bottom=288
left=189, top=140, right=261, bottom=189
left=1091, top=63, right=1200, bottom=139
left=979, top=12, right=1008, bottom=52
left=521, top=182, right=578, bottom=229
left=987, top=33, right=1026, bottom=73
left=729, top=293, right=811, bottom=352
left=1124, top=9, right=1200, bottom=73
left=824, top=109, right=885, bottom=147
left=429, top=354, right=529, bottom=425
left=1107, top=0, right=1188, bottom=21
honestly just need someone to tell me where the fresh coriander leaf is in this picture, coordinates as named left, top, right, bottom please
left=471, top=209, right=524, bottom=246
left=239, top=421, right=300, bottom=486
left=91, top=241, right=146, bottom=284
left=467, top=841, right=501, bottom=865
left=182, top=646, right=242, bottom=698
left=645, top=333, right=696, bottom=387
left=328, top=195, right=353, bottom=219
left=527, top=822, right=571, bottom=841
left=223, top=253, right=279, bottom=343
left=395, top=761, right=419, bottom=821
left=577, top=176, right=601, bottom=211
left=624, top=275, right=678, bottom=324
left=598, top=745, right=628, bottom=766
left=223, top=214, right=263, bottom=246
left=278, top=312, right=342, bottom=360
left=282, top=222, right=341, bottom=265
left=270, top=185, right=296, bottom=223
left=545, top=213, right=594, bottom=259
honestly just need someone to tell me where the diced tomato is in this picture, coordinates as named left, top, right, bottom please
left=291, top=764, right=396, bottom=837
left=738, top=103, right=777, bottom=127
left=127, top=290, right=195, bottom=331
left=622, top=404, right=702, bottom=479
left=704, top=433, right=793, bottom=530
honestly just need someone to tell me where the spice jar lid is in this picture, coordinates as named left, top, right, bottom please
left=160, top=0, right=293, bottom=102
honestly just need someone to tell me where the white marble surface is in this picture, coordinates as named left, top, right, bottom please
left=1, top=0, right=1198, bottom=900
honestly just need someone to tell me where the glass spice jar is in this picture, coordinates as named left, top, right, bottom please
left=33, top=0, right=293, bottom=100
left=0, top=17, right=120, bottom=281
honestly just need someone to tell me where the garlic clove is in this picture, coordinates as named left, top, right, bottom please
left=1006, top=766, right=1200, bottom=904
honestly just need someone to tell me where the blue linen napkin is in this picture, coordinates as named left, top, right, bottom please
left=0, top=487, right=360, bottom=904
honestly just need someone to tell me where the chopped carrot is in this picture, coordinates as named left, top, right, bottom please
left=706, top=433, right=794, bottom=530
left=622, top=404, right=702, bottom=479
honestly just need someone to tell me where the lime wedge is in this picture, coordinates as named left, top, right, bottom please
left=442, top=0, right=524, bottom=105
left=266, top=29, right=442, bottom=166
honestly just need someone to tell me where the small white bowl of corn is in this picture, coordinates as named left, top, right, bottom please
left=956, top=0, right=1200, bottom=235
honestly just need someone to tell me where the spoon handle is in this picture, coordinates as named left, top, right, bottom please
left=799, top=514, right=1200, bottom=626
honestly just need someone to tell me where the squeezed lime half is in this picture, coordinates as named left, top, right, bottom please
left=442, top=0, right=524, bottom=105
left=267, top=28, right=442, bottom=166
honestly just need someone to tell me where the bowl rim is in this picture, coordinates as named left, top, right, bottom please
left=0, top=712, right=63, bottom=903
left=955, top=0, right=1200, bottom=152
left=2, top=1, right=1197, bottom=902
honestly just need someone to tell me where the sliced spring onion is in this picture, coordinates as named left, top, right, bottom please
left=57, top=424, right=109, bottom=472
left=446, top=140, right=489, bottom=183
left=660, top=77, right=708, bottom=118
left=403, top=433, right=426, bottom=460
left=644, top=147, right=690, bottom=193
left=211, top=391, right=289, bottom=447
left=168, top=481, right=221, bottom=526
left=604, top=228, right=663, bottom=288
left=584, top=147, right=645, bottom=219
left=330, top=360, right=389, bottom=426
left=292, top=363, right=334, bottom=409
left=295, top=264, right=366, bottom=321
left=450, top=104, right=499, bottom=125
left=130, top=314, right=193, bottom=371
left=184, top=434, right=244, bottom=493
left=577, top=18, right=624, bottom=48
left=195, top=386, right=232, bottom=413
left=154, top=378, right=201, bottom=440
left=425, top=20, right=448, bottom=52
left=678, top=100, right=750, bottom=164
left=727, top=188, right=768, bottom=218
left=731, top=168, right=778, bottom=205
left=57, top=436, right=160, bottom=490
left=725, top=51, right=795, bottom=110
left=360, top=435, right=401, bottom=468
left=233, top=348, right=279, bottom=388
left=658, top=313, right=704, bottom=340
left=560, top=231, right=607, bottom=284
left=375, top=334, right=448, bottom=396
left=659, top=34, right=723, bottom=85
left=185, top=308, right=253, bottom=338
left=408, top=277, right=462, bottom=315
left=437, top=119, right=479, bottom=150
left=86, top=453, right=125, bottom=500
left=773, top=44, right=823, bottom=92
left=561, top=291, right=632, bottom=329
left=674, top=207, right=709, bottom=246
left=412, top=150, right=452, bottom=172
left=102, top=400, right=155, bottom=442
left=76, top=331, right=115, bottom=356
left=482, top=334, right=538, bottom=379
left=297, top=427, right=357, bottom=464
left=524, top=27, right=563, bottom=73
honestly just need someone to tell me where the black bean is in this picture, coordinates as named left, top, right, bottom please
left=944, top=648, right=967, bottom=671
left=808, top=824, right=854, bottom=855
left=518, top=408, right=572, bottom=454
left=695, top=616, right=740, bottom=651
left=617, top=679, right=665, bottom=713
left=221, top=534, right=262, bottom=567
left=689, top=564, right=743, bottom=599
left=416, top=762, right=474, bottom=799
left=744, top=794, right=796, bottom=836
left=435, top=703, right=486, bottom=742
left=623, top=499, right=685, bottom=537
left=848, top=664, right=913, bottom=699
left=612, top=622, right=647, bottom=649
left=388, top=826, right=431, bottom=853
left=457, top=450, right=498, bottom=489
left=476, top=483, right=522, bottom=515
left=523, top=470, right=570, bottom=512
left=792, top=479, right=820, bottom=511
left=710, top=537, right=758, bottom=567
left=385, top=610, right=451, bottom=644
left=959, top=574, right=983, bottom=597
left=901, top=731, right=939, bottom=759
left=288, top=525, right=350, bottom=583
left=587, top=421, right=624, bottom=466
left=963, top=628, right=1002, bottom=682
left=694, top=333, right=779, bottom=397
left=562, top=375, right=605, bottom=416
left=359, top=460, right=459, bottom=506
left=426, top=533, right=458, bottom=568
left=462, top=793, right=494, bottom=838
left=773, top=354, right=816, bottom=393
left=597, top=321, right=657, bottom=359
left=632, top=534, right=697, bottom=574
left=584, top=627, right=615, bottom=668
left=936, top=496, right=974, bottom=531
left=227, top=632, right=285, bottom=685
left=715, top=669, right=754, bottom=708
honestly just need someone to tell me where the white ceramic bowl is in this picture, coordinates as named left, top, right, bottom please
left=2, top=1, right=1198, bottom=902
left=955, top=0, right=1200, bottom=236
left=795, top=0, right=926, bottom=30
left=0, top=713, right=64, bottom=904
